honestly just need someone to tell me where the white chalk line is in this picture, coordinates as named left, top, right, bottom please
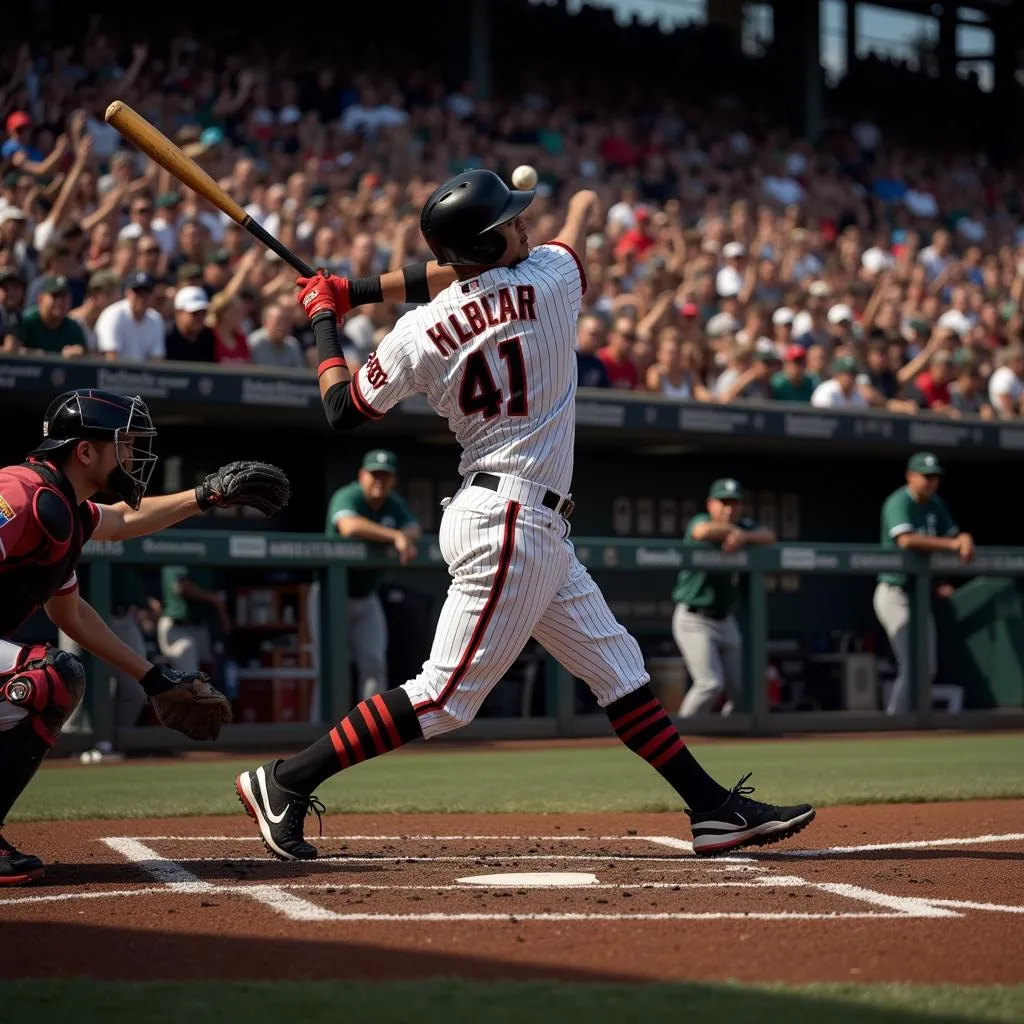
left=772, top=832, right=1024, bottom=858
left=228, top=911, right=919, bottom=922
left=88, top=830, right=1024, bottom=924
left=101, top=838, right=341, bottom=922
left=125, top=835, right=656, bottom=843
left=164, top=853, right=725, bottom=865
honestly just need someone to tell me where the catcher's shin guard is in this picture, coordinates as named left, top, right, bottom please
left=1, top=644, right=86, bottom=746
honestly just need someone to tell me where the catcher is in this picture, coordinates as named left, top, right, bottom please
left=0, top=387, right=290, bottom=884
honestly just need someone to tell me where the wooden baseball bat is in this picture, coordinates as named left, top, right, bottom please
left=104, top=100, right=316, bottom=278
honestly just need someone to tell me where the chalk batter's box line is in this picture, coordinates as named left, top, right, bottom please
left=80, top=833, right=1024, bottom=925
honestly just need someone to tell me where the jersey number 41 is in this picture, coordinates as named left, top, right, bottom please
left=459, top=337, right=527, bottom=420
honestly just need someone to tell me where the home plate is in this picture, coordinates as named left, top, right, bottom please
left=456, top=872, right=599, bottom=888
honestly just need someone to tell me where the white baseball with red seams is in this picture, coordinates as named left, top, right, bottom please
left=348, top=243, right=650, bottom=738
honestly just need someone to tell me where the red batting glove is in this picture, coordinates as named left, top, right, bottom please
left=296, top=272, right=351, bottom=323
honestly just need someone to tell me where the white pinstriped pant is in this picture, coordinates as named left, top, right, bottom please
left=403, top=482, right=650, bottom=739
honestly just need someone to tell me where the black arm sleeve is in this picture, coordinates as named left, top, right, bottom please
left=322, top=382, right=371, bottom=432
left=402, top=262, right=431, bottom=304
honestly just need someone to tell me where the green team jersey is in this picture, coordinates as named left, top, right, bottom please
left=161, top=565, right=218, bottom=624
left=325, top=481, right=417, bottom=598
left=672, top=512, right=757, bottom=616
left=18, top=308, right=87, bottom=355
left=770, top=371, right=817, bottom=402
left=878, top=486, right=958, bottom=588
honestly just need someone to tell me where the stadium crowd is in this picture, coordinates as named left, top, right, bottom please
left=3, top=31, right=1024, bottom=419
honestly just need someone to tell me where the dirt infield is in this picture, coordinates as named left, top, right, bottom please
left=2, top=801, right=1022, bottom=985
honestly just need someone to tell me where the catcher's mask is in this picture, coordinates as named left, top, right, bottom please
left=31, top=389, right=158, bottom=510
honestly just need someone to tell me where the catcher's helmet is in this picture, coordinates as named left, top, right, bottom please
left=420, top=169, right=535, bottom=267
left=31, top=389, right=158, bottom=509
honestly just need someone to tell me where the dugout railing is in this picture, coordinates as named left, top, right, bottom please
left=64, top=532, right=1024, bottom=752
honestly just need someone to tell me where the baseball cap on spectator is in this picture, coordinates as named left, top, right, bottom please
left=124, top=271, right=156, bottom=292
left=207, top=249, right=230, bottom=265
left=362, top=449, right=398, bottom=474
left=953, top=349, right=976, bottom=369
left=679, top=301, right=699, bottom=318
left=716, top=266, right=742, bottom=297
left=827, top=303, right=854, bottom=325
left=785, top=344, right=807, bottom=362
left=722, top=241, right=745, bottom=259
left=755, top=338, right=779, bottom=361
left=772, top=307, right=795, bottom=327
left=832, top=355, right=859, bottom=374
left=708, top=478, right=743, bottom=501
left=907, top=452, right=943, bottom=475
left=174, top=286, right=210, bottom=313
left=156, top=192, right=181, bottom=209
left=86, top=269, right=118, bottom=294
left=39, top=275, right=70, bottom=295
left=937, top=309, right=971, bottom=337
left=862, top=248, right=894, bottom=274
left=0, top=267, right=26, bottom=286
left=5, top=112, right=31, bottom=133
left=808, top=281, right=831, bottom=298
left=706, top=312, right=740, bottom=338
left=792, top=311, right=814, bottom=337
left=176, top=263, right=204, bottom=284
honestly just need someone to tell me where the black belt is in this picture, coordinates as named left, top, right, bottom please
left=469, top=472, right=574, bottom=519
left=683, top=605, right=728, bottom=621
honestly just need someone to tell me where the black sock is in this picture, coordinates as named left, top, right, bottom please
left=0, top=719, right=50, bottom=826
left=275, top=688, right=422, bottom=795
left=606, top=686, right=729, bottom=813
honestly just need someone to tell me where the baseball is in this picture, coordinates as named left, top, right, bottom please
left=512, top=165, right=538, bottom=190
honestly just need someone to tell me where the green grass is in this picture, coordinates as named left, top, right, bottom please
left=5, top=980, right=1024, bottom=1024
left=12, top=733, right=1024, bottom=821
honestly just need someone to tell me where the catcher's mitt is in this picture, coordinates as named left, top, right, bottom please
left=196, top=460, right=291, bottom=516
left=141, top=666, right=232, bottom=741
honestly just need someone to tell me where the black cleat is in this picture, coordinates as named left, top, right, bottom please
left=0, top=832, right=45, bottom=885
left=688, top=773, right=815, bottom=855
left=235, top=760, right=324, bottom=861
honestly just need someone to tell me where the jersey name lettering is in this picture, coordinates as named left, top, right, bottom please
left=425, top=285, right=537, bottom=356
left=365, top=353, right=389, bottom=389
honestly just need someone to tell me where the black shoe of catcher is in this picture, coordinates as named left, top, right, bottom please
left=687, top=773, right=815, bottom=856
left=235, top=760, right=324, bottom=861
left=0, top=832, right=45, bottom=885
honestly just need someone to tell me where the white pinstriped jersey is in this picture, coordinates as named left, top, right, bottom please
left=349, top=242, right=587, bottom=494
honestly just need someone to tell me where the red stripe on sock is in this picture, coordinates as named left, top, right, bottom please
left=609, top=699, right=660, bottom=732
left=358, top=701, right=387, bottom=755
left=649, top=736, right=686, bottom=769
left=341, top=717, right=364, bottom=762
left=329, top=727, right=350, bottom=768
left=371, top=695, right=402, bottom=748
left=617, top=706, right=666, bottom=744
left=637, top=724, right=679, bottom=762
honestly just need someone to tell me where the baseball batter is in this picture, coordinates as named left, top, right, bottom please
left=873, top=452, right=974, bottom=714
left=236, top=170, right=814, bottom=861
left=672, top=478, right=776, bottom=716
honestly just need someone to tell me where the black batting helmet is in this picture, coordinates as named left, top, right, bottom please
left=31, top=389, right=158, bottom=510
left=420, top=169, right=535, bottom=267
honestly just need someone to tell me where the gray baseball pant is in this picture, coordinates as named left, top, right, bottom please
left=672, top=604, right=743, bottom=716
left=872, top=581, right=937, bottom=715
left=349, top=593, right=390, bottom=701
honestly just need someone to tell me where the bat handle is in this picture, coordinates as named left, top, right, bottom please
left=244, top=216, right=317, bottom=278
